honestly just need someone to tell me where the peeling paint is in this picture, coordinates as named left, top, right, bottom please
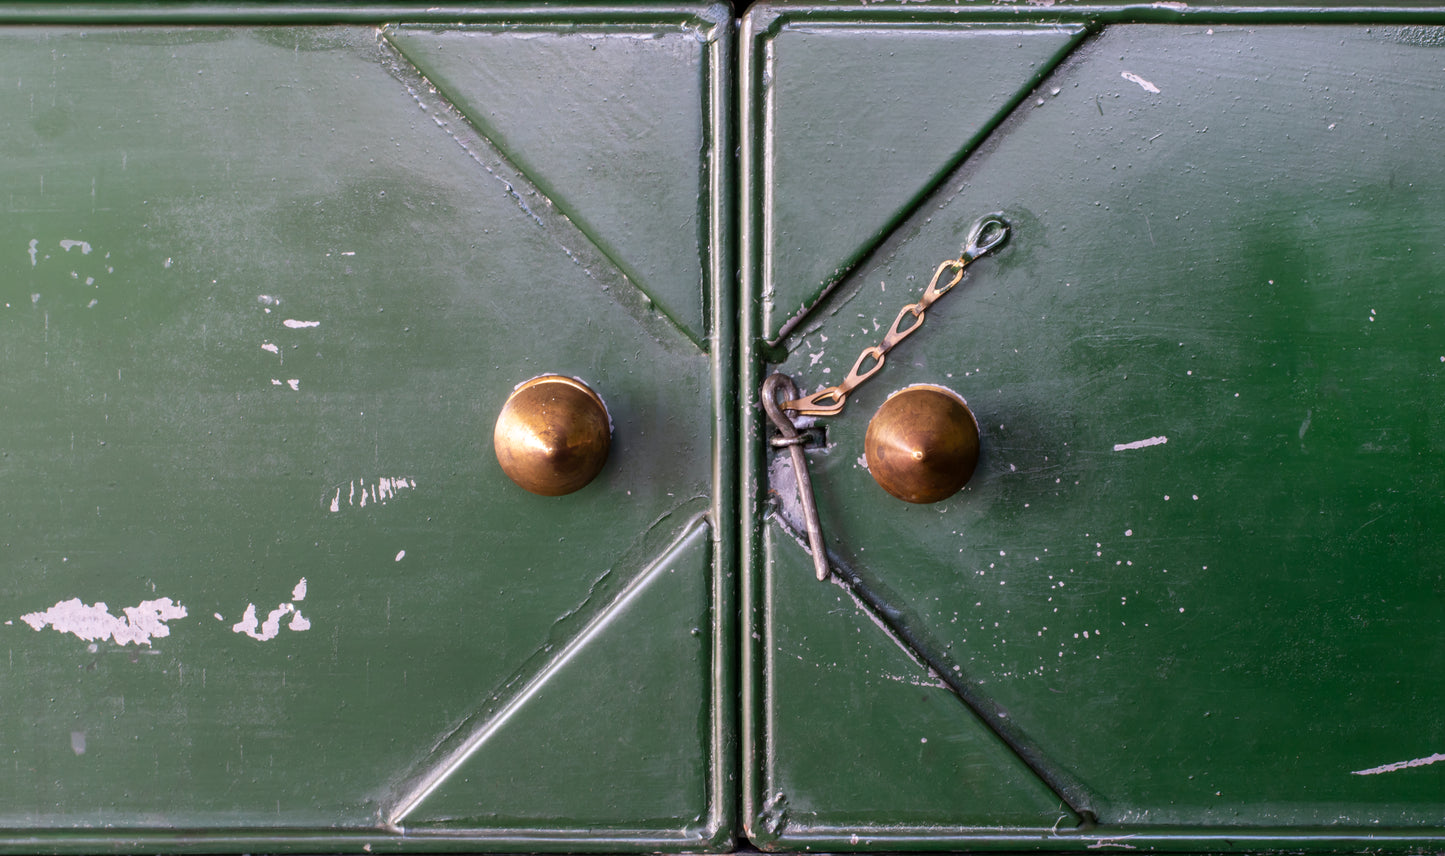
left=231, top=579, right=311, bottom=641
left=59, top=239, right=92, bottom=255
left=20, top=597, right=187, bottom=646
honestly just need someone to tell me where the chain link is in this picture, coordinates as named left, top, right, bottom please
left=781, top=214, right=1009, bottom=417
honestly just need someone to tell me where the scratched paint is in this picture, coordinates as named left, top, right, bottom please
left=20, top=597, right=188, bottom=646
left=1120, top=71, right=1161, bottom=93
left=1352, top=752, right=1445, bottom=776
left=1113, top=436, right=1168, bottom=451
left=328, top=476, right=416, bottom=512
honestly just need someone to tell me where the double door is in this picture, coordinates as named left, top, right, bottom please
left=0, top=2, right=1440, bottom=852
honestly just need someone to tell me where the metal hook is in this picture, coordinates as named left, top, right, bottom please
left=762, top=373, right=830, bottom=581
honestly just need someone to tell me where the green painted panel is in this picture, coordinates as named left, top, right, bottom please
left=745, top=9, right=1445, bottom=851
left=757, top=522, right=1070, bottom=844
left=385, top=23, right=714, bottom=345
left=0, top=8, right=731, bottom=852
left=758, top=23, right=1085, bottom=342
left=401, top=521, right=712, bottom=831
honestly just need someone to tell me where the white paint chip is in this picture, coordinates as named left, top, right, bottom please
left=231, top=579, right=312, bottom=641
left=1352, top=752, right=1445, bottom=776
left=27, top=239, right=38, bottom=266
left=1121, top=71, right=1161, bottom=94
left=232, top=604, right=293, bottom=641
left=59, top=239, right=93, bottom=255
left=261, top=343, right=280, bottom=355
left=21, top=597, right=188, bottom=647
left=1114, top=436, right=1168, bottom=451
left=286, top=379, right=300, bottom=391
left=283, top=319, right=320, bottom=329
left=395, top=550, right=406, bottom=562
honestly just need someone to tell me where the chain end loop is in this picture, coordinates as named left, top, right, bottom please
left=962, top=213, right=1010, bottom=262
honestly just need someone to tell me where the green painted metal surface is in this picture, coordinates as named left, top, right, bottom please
left=5, top=1, right=1445, bottom=852
left=0, top=5, right=733, bottom=852
left=743, top=5, right=1445, bottom=852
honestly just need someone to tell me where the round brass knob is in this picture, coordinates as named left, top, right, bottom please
left=494, top=375, right=611, bottom=496
left=864, top=385, right=980, bottom=504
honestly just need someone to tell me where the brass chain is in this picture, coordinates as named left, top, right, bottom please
left=781, top=214, right=1009, bottom=417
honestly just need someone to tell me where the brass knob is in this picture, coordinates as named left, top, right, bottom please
left=494, top=375, right=611, bottom=496
left=864, top=385, right=979, bottom=504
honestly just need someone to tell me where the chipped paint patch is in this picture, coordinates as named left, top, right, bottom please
left=27, top=239, right=38, bottom=266
left=1352, top=752, right=1445, bottom=776
left=1121, top=71, right=1161, bottom=94
left=261, top=343, right=280, bottom=356
left=20, top=597, right=187, bottom=646
left=283, top=319, right=320, bottom=329
left=231, top=579, right=310, bottom=641
left=59, top=239, right=92, bottom=255
left=1113, top=436, right=1168, bottom=451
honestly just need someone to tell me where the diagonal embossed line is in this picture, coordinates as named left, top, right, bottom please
left=767, top=24, right=1093, bottom=348
left=377, top=27, right=707, bottom=354
left=766, top=513, right=1099, bottom=825
left=386, top=510, right=712, bottom=827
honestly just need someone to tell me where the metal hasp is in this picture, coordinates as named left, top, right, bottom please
left=495, top=375, right=611, bottom=496
left=864, top=384, right=980, bottom=503
left=762, top=373, right=830, bottom=581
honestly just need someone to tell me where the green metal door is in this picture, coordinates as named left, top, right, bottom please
left=0, top=4, right=733, bottom=851
left=741, top=3, right=1445, bottom=850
